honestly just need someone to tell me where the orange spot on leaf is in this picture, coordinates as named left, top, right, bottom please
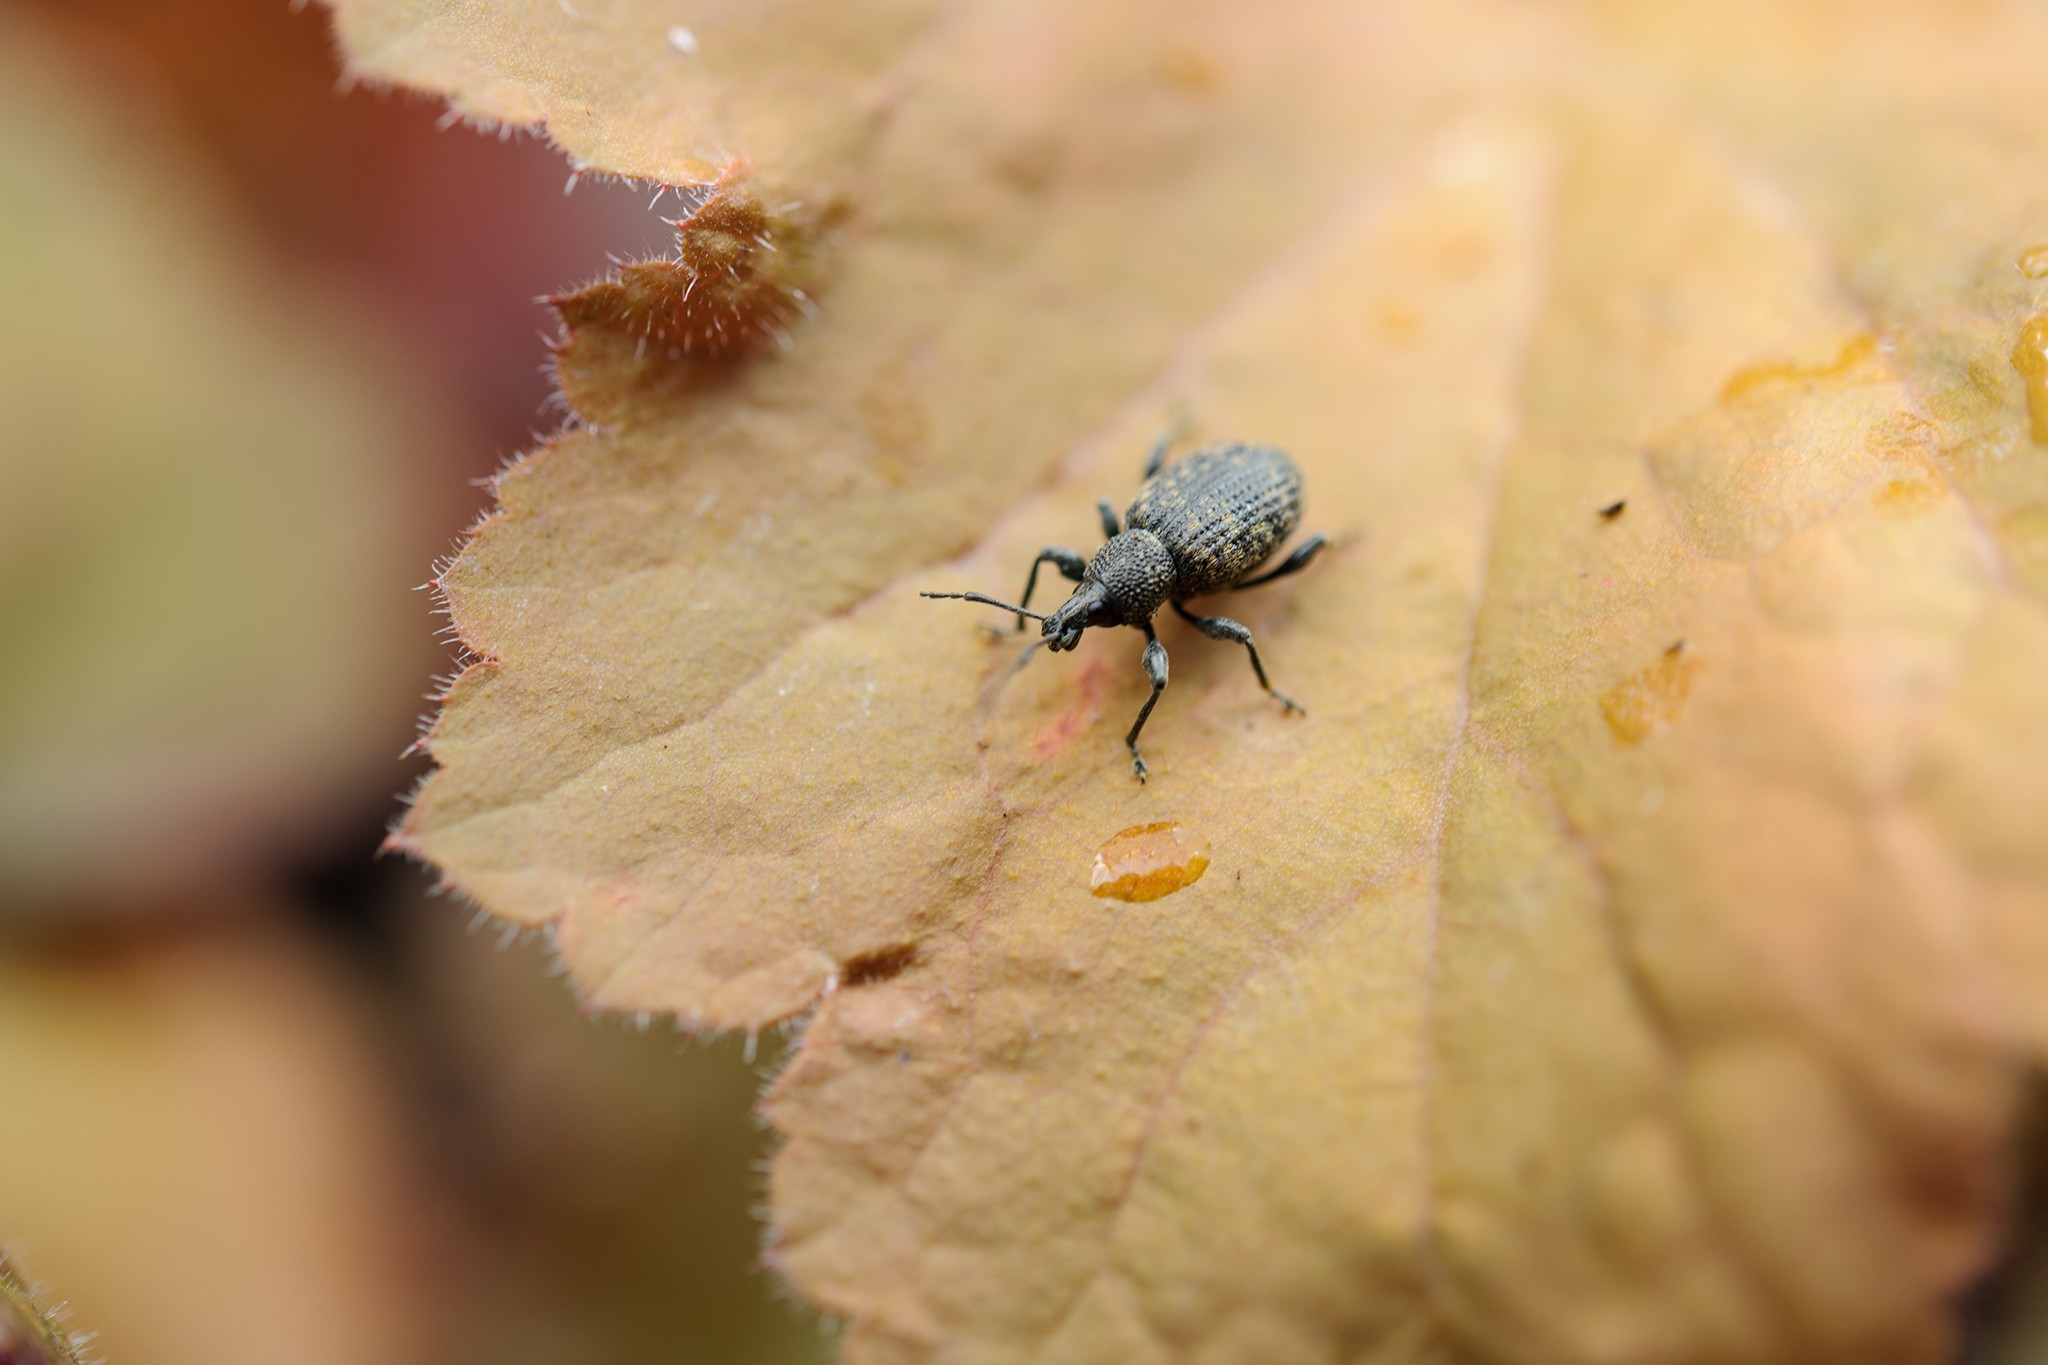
left=1156, top=46, right=1224, bottom=95
left=1873, top=478, right=1942, bottom=515
left=1600, top=643, right=1701, bottom=747
left=1377, top=303, right=1422, bottom=345
left=1090, top=822, right=1211, bottom=902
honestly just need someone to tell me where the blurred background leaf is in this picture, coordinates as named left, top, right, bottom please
left=0, top=5, right=431, bottom=911
left=0, top=927, right=449, bottom=1365
left=0, top=3, right=819, bottom=1362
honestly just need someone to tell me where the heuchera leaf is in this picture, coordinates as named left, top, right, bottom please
left=336, top=0, right=2048, bottom=1358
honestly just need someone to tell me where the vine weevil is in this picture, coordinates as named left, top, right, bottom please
left=923, top=434, right=1327, bottom=782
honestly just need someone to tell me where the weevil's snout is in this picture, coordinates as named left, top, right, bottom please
left=1043, top=583, right=1107, bottom=652
left=1039, top=609, right=1083, bottom=652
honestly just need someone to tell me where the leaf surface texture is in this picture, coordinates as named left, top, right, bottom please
left=336, top=1, right=2048, bottom=1358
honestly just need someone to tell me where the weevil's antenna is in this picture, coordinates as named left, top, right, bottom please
left=920, top=591, right=1050, bottom=621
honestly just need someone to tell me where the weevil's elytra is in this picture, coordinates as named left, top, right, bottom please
left=922, top=434, right=1328, bottom=782
left=1127, top=444, right=1302, bottom=596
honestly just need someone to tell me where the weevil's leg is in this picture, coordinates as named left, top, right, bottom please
left=1143, top=406, right=1195, bottom=480
left=1231, top=533, right=1329, bottom=591
left=1171, top=602, right=1302, bottom=713
left=1142, top=429, right=1171, bottom=481
left=1125, top=625, right=1170, bottom=783
left=1097, top=498, right=1121, bottom=539
left=1016, top=547, right=1088, bottom=631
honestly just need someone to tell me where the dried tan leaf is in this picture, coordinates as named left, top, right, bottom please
left=339, top=0, right=2048, bottom=1358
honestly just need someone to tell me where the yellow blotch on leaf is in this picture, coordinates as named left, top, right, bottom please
left=1874, top=477, right=1942, bottom=515
left=1720, top=333, right=1879, bottom=404
left=2013, top=312, right=2048, bottom=445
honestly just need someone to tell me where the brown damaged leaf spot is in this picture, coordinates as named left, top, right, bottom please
left=552, top=163, right=847, bottom=422
left=341, top=1, right=2048, bottom=1361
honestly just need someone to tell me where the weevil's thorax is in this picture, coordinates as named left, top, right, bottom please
left=1083, top=529, right=1173, bottom=625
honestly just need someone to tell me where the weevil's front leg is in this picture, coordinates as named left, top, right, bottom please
left=1231, top=533, right=1328, bottom=591
left=1016, top=547, right=1087, bottom=631
left=1171, top=603, right=1302, bottom=713
left=1125, top=625, right=1169, bottom=783
left=1097, top=498, right=1121, bottom=539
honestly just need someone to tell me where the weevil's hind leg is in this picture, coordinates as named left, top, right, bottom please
left=1231, top=532, right=1328, bottom=591
left=1142, top=428, right=1172, bottom=481
left=1171, top=602, right=1302, bottom=714
left=1016, top=547, right=1087, bottom=631
left=1097, top=498, right=1121, bottom=539
left=1143, top=406, right=1195, bottom=481
left=1125, top=626, right=1169, bottom=783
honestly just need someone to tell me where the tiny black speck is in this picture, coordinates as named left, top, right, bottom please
left=1598, top=499, right=1627, bottom=520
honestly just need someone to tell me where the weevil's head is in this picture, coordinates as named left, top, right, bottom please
left=1043, top=530, right=1174, bottom=650
left=1040, top=583, right=1105, bottom=651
